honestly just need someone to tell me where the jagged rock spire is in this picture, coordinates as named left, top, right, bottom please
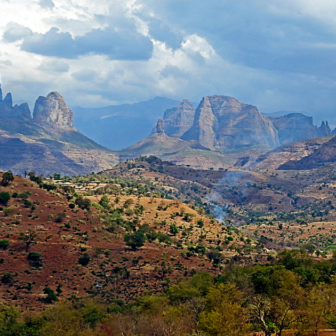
left=318, top=121, right=331, bottom=137
left=155, top=118, right=165, bottom=134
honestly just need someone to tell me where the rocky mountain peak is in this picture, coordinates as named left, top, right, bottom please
left=33, top=92, right=74, bottom=129
left=158, top=99, right=195, bottom=138
left=182, top=95, right=279, bottom=151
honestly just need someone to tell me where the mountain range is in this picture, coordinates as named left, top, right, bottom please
left=0, top=85, right=118, bottom=176
left=1, top=83, right=336, bottom=175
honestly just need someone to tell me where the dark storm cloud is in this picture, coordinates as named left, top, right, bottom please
left=8, top=25, right=153, bottom=61
left=141, top=0, right=336, bottom=78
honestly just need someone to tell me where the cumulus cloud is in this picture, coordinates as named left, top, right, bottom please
left=16, top=25, right=154, bottom=60
left=3, top=22, right=32, bottom=42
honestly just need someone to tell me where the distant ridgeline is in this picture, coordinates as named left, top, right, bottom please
left=150, top=96, right=334, bottom=150
left=0, top=84, right=118, bottom=176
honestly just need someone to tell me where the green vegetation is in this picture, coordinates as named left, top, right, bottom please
left=1, top=171, right=14, bottom=186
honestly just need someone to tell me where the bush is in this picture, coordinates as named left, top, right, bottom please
left=1, top=272, right=13, bottom=284
left=28, top=252, right=43, bottom=267
left=75, top=197, right=91, bottom=210
left=3, top=209, right=13, bottom=216
left=124, top=231, right=146, bottom=250
left=0, top=240, right=9, bottom=250
left=78, top=253, right=90, bottom=266
left=0, top=192, right=10, bottom=205
left=43, top=287, right=58, bottom=303
left=55, top=212, right=65, bottom=223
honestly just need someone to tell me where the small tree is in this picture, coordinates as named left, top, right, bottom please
left=78, top=253, right=90, bottom=266
left=0, top=192, right=10, bottom=205
left=99, top=195, right=110, bottom=210
left=124, top=231, right=146, bottom=250
left=1, top=171, right=14, bottom=186
left=18, top=229, right=38, bottom=252
left=169, top=224, right=179, bottom=236
left=43, top=287, right=58, bottom=303
left=197, top=219, right=204, bottom=228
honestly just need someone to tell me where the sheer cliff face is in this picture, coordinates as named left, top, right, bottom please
left=162, top=99, right=195, bottom=137
left=182, top=95, right=279, bottom=151
left=33, top=92, right=74, bottom=129
left=270, top=114, right=331, bottom=145
left=271, top=113, right=320, bottom=144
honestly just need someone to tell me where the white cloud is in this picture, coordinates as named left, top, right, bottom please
left=1, top=0, right=336, bottom=126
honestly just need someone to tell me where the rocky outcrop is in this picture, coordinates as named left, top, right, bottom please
left=33, top=92, right=74, bottom=129
left=159, top=99, right=195, bottom=137
left=0, top=85, right=32, bottom=119
left=270, top=113, right=331, bottom=145
left=154, top=119, right=165, bottom=134
left=318, top=121, right=331, bottom=137
left=182, top=95, right=279, bottom=151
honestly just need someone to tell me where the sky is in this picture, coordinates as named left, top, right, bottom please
left=1, top=0, right=336, bottom=123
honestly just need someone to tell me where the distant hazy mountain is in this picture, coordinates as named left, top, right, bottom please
left=262, top=111, right=310, bottom=118
left=72, top=97, right=179, bottom=150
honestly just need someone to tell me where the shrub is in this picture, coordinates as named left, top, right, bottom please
left=3, top=209, right=13, bottom=216
left=124, top=231, right=146, bottom=250
left=1, top=272, right=13, bottom=284
left=0, top=240, right=9, bottom=250
left=28, top=252, right=43, bottom=267
left=43, top=287, right=58, bottom=303
left=55, top=212, right=65, bottom=223
left=0, top=192, right=11, bottom=205
left=78, top=253, right=90, bottom=266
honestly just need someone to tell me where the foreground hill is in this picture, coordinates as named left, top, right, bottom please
left=0, top=86, right=118, bottom=175
left=0, top=171, right=261, bottom=311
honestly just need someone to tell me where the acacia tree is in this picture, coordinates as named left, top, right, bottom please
left=18, top=229, right=38, bottom=252
left=1, top=171, right=14, bottom=186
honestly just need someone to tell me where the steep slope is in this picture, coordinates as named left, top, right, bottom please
left=279, top=135, right=336, bottom=170
left=0, top=172, right=258, bottom=311
left=182, top=95, right=279, bottom=151
left=0, top=86, right=118, bottom=175
left=238, top=137, right=331, bottom=170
